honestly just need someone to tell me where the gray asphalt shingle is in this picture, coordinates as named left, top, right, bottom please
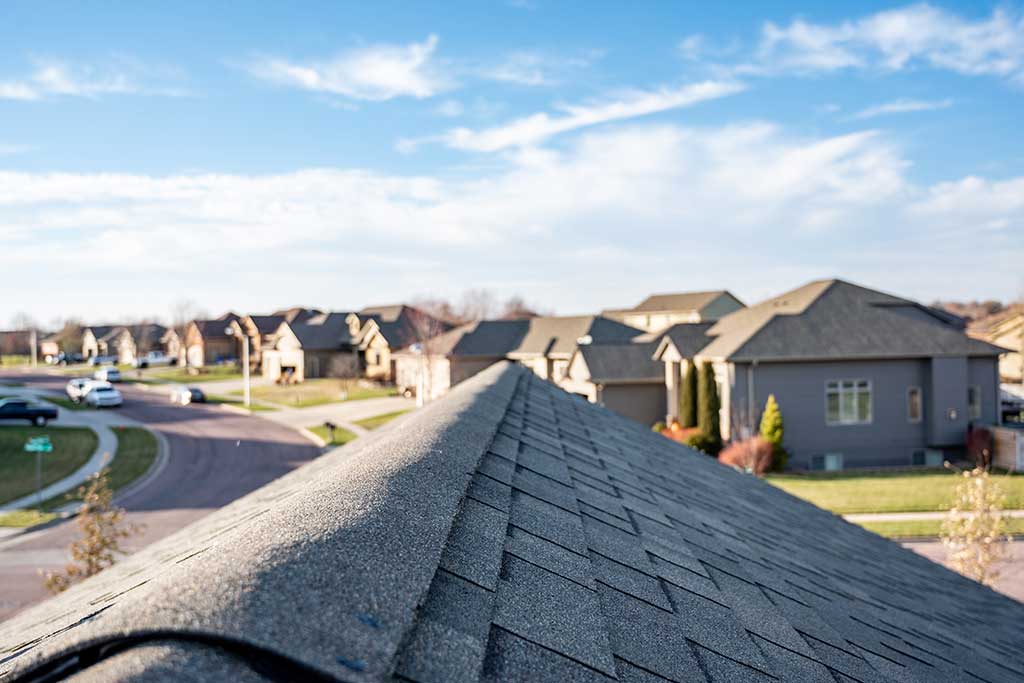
left=2, top=361, right=1023, bottom=682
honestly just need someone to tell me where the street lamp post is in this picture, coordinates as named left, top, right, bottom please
left=226, top=326, right=251, bottom=408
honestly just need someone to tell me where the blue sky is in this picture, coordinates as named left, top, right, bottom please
left=2, top=1, right=1022, bottom=325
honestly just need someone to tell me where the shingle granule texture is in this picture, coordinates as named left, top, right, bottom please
left=2, top=362, right=1023, bottom=682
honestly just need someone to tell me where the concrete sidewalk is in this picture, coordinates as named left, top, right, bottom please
left=845, top=509, right=1024, bottom=522
left=1, top=388, right=139, bottom=511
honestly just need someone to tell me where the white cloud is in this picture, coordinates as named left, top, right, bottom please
left=434, top=80, right=745, bottom=152
left=4, top=120, right=1020, bottom=322
left=0, top=60, right=188, bottom=101
left=747, top=4, right=1024, bottom=81
left=481, top=50, right=598, bottom=86
left=851, top=97, right=953, bottom=119
left=435, top=99, right=464, bottom=117
left=247, top=35, right=452, bottom=101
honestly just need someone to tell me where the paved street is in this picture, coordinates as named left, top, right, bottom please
left=0, top=370, right=320, bottom=621
left=904, top=540, right=1024, bottom=603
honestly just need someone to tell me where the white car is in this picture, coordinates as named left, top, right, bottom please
left=66, top=378, right=96, bottom=403
left=84, top=382, right=123, bottom=408
left=93, top=367, right=122, bottom=383
left=133, top=351, right=175, bottom=368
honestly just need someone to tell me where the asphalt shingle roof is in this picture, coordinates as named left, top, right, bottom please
left=575, top=341, right=662, bottom=383
left=699, top=279, right=1005, bottom=362
left=509, top=316, right=643, bottom=358
left=631, top=291, right=733, bottom=313
left=2, top=362, right=1022, bottom=682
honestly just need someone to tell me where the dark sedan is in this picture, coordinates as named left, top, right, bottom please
left=0, top=398, right=58, bottom=426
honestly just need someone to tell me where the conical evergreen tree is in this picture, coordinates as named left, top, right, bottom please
left=759, top=394, right=787, bottom=471
left=679, top=360, right=697, bottom=428
left=697, top=361, right=722, bottom=453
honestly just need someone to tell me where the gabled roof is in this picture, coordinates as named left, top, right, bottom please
left=698, top=279, right=1006, bottom=362
left=632, top=290, right=737, bottom=313
left=245, top=314, right=288, bottom=335
left=356, top=305, right=452, bottom=349
left=288, top=312, right=354, bottom=351
left=409, top=319, right=530, bottom=358
left=573, top=340, right=663, bottom=383
left=508, top=315, right=643, bottom=359
left=3, top=362, right=1022, bottom=682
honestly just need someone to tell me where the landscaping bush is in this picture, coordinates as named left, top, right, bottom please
left=759, top=394, right=788, bottom=471
left=679, top=361, right=697, bottom=428
left=696, top=362, right=722, bottom=455
left=718, top=436, right=773, bottom=475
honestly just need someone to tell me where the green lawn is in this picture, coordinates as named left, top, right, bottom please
left=132, top=365, right=243, bottom=384
left=41, top=395, right=91, bottom=411
left=0, top=426, right=158, bottom=527
left=858, top=517, right=1024, bottom=539
left=766, top=469, right=1024, bottom=514
left=239, top=379, right=398, bottom=408
left=308, top=424, right=358, bottom=446
left=0, top=426, right=98, bottom=505
left=354, top=409, right=412, bottom=431
left=205, top=394, right=278, bottom=412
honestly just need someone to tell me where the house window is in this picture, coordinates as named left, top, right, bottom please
left=825, top=380, right=871, bottom=425
left=967, top=385, right=982, bottom=420
left=907, top=386, right=922, bottom=423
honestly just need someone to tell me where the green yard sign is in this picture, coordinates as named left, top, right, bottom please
left=24, top=436, right=53, bottom=505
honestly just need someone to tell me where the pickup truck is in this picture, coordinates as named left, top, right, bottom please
left=0, top=398, right=58, bottom=426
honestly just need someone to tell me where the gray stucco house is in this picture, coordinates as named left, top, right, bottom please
left=655, top=279, right=1006, bottom=470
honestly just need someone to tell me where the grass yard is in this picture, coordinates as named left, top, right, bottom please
left=0, top=426, right=98, bottom=505
left=354, top=409, right=412, bottom=431
left=858, top=517, right=1024, bottom=539
left=0, top=426, right=158, bottom=527
left=41, top=395, right=91, bottom=411
left=133, top=365, right=243, bottom=384
left=205, top=394, right=278, bottom=412
left=238, top=379, right=398, bottom=408
left=766, top=469, right=1024, bottom=514
left=308, top=424, right=359, bottom=446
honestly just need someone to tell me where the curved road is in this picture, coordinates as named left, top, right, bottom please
left=0, top=370, right=320, bottom=621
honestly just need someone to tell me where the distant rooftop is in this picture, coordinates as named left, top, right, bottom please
left=2, top=362, right=1022, bottom=682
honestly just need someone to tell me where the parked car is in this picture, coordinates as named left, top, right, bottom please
left=89, top=355, right=118, bottom=367
left=133, top=351, right=176, bottom=368
left=84, top=383, right=123, bottom=408
left=169, top=385, right=205, bottom=406
left=93, top=367, right=122, bottom=383
left=66, top=377, right=96, bottom=402
left=0, top=398, right=58, bottom=426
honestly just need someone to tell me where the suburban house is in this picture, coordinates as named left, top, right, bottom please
left=81, top=325, right=135, bottom=364
left=5, top=363, right=1023, bottom=682
left=183, top=312, right=241, bottom=367
left=393, top=319, right=531, bottom=401
left=970, top=307, right=1024, bottom=383
left=562, top=334, right=666, bottom=424
left=347, top=305, right=451, bottom=381
left=655, top=279, right=1007, bottom=470
left=505, top=315, right=645, bottom=382
left=261, top=311, right=358, bottom=383
left=603, top=290, right=745, bottom=332
left=394, top=315, right=645, bottom=402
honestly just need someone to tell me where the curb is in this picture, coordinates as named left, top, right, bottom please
left=297, top=427, right=327, bottom=448
left=114, top=426, right=170, bottom=505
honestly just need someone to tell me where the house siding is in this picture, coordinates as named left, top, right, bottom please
left=730, top=356, right=1000, bottom=469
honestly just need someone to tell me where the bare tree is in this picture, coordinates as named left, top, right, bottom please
left=42, top=465, right=143, bottom=594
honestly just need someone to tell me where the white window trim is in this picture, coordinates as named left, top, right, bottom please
left=825, top=379, right=873, bottom=426
left=907, top=386, right=922, bottom=424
